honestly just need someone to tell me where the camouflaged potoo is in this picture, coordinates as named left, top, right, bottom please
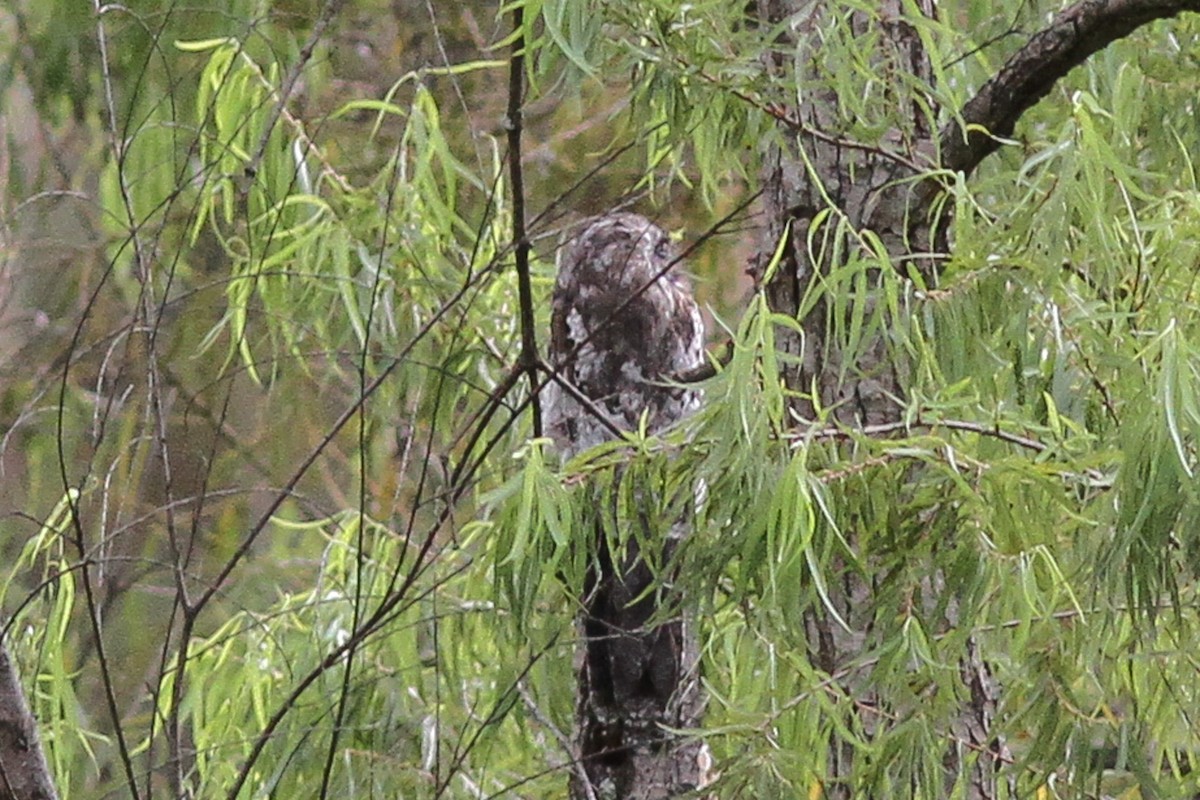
left=545, top=212, right=705, bottom=456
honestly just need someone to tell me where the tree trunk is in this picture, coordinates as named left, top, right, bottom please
left=572, top=507, right=708, bottom=800
left=756, top=0, right=938, bottom=427
left=0, top=635, right=58, bottom=800
left=755, top=1, right=1005, bottom=796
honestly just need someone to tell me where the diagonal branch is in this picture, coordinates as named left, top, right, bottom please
left=0, top=636, right=59, bottom=800
left=940, top=0, right=1200, bottom=177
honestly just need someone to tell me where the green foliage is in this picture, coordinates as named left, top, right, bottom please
left=5, top=0, right=1200, bottom=798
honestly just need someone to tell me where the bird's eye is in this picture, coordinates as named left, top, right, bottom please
left=653, top=238, right=672, bottom=261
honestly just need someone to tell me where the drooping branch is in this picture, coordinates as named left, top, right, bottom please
left=941, top=0, right=1200, bottom=177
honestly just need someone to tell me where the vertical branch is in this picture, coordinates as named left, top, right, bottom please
left=58, top=3, right=155, bottom=797
left=0, top=636, right=59, bottom=800
left=506, top=2, right=543, bottom=438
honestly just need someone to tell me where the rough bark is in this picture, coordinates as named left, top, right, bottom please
left=755, top=0, right=1200, bottom=796
left=0, top=635, right=58, bottom=800
left=756, top=0, right=939, bottom=428
left=573, top=512, right=707, bottom=800
left=755, top=0, right=1001, bottom=796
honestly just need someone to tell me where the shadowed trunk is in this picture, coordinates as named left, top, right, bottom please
left=0, top=634, right=59, bottom=800
left=572, top=498, right=707, bottom=800
left=754, top=1, right=1004, bottom=796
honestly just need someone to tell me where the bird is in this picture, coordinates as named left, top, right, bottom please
left=544, top=211, right=710, bottom=797
left=544, top=211, right=705, bottom=458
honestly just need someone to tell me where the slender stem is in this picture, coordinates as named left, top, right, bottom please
left=506, top=3, right=542, bottom=438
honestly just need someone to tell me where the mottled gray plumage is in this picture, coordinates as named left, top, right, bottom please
left=549, top=212, right=710, bottom=799
left=545, top=212, right=705, bottom=456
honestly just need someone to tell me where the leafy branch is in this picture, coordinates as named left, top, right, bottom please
left=941, top=0, right=1200, bottom=176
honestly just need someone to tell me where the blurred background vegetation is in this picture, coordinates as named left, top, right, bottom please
left=1, top=0, right=753, bottom=795
left=4, top=0, right=1200, bottom=797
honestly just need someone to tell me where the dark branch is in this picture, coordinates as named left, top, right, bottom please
left=940, top=0, right=1200, bottom=177
left=0, top=637, right=59, bottom=800
left=670, top=339, right=732, bottom=384
left=507, top=4, right=543, bottom=438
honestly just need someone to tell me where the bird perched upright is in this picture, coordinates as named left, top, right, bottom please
left=544, top=212, right=705, bottom=457
left=545, top=211, right=710, bottom=799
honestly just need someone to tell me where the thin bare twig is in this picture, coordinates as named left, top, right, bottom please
left=535, top=358, right=626, bottom=441
left=516, top=680, right=597, bottom=800
left=507, top=4, right=543, bottom=439
left=242, top=0, right=344, bottom=184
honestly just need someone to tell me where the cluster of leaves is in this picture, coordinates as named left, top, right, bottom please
left=3, top=0, right=1200, bottom=798
left=488, top=2, right=1200, bottom=797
